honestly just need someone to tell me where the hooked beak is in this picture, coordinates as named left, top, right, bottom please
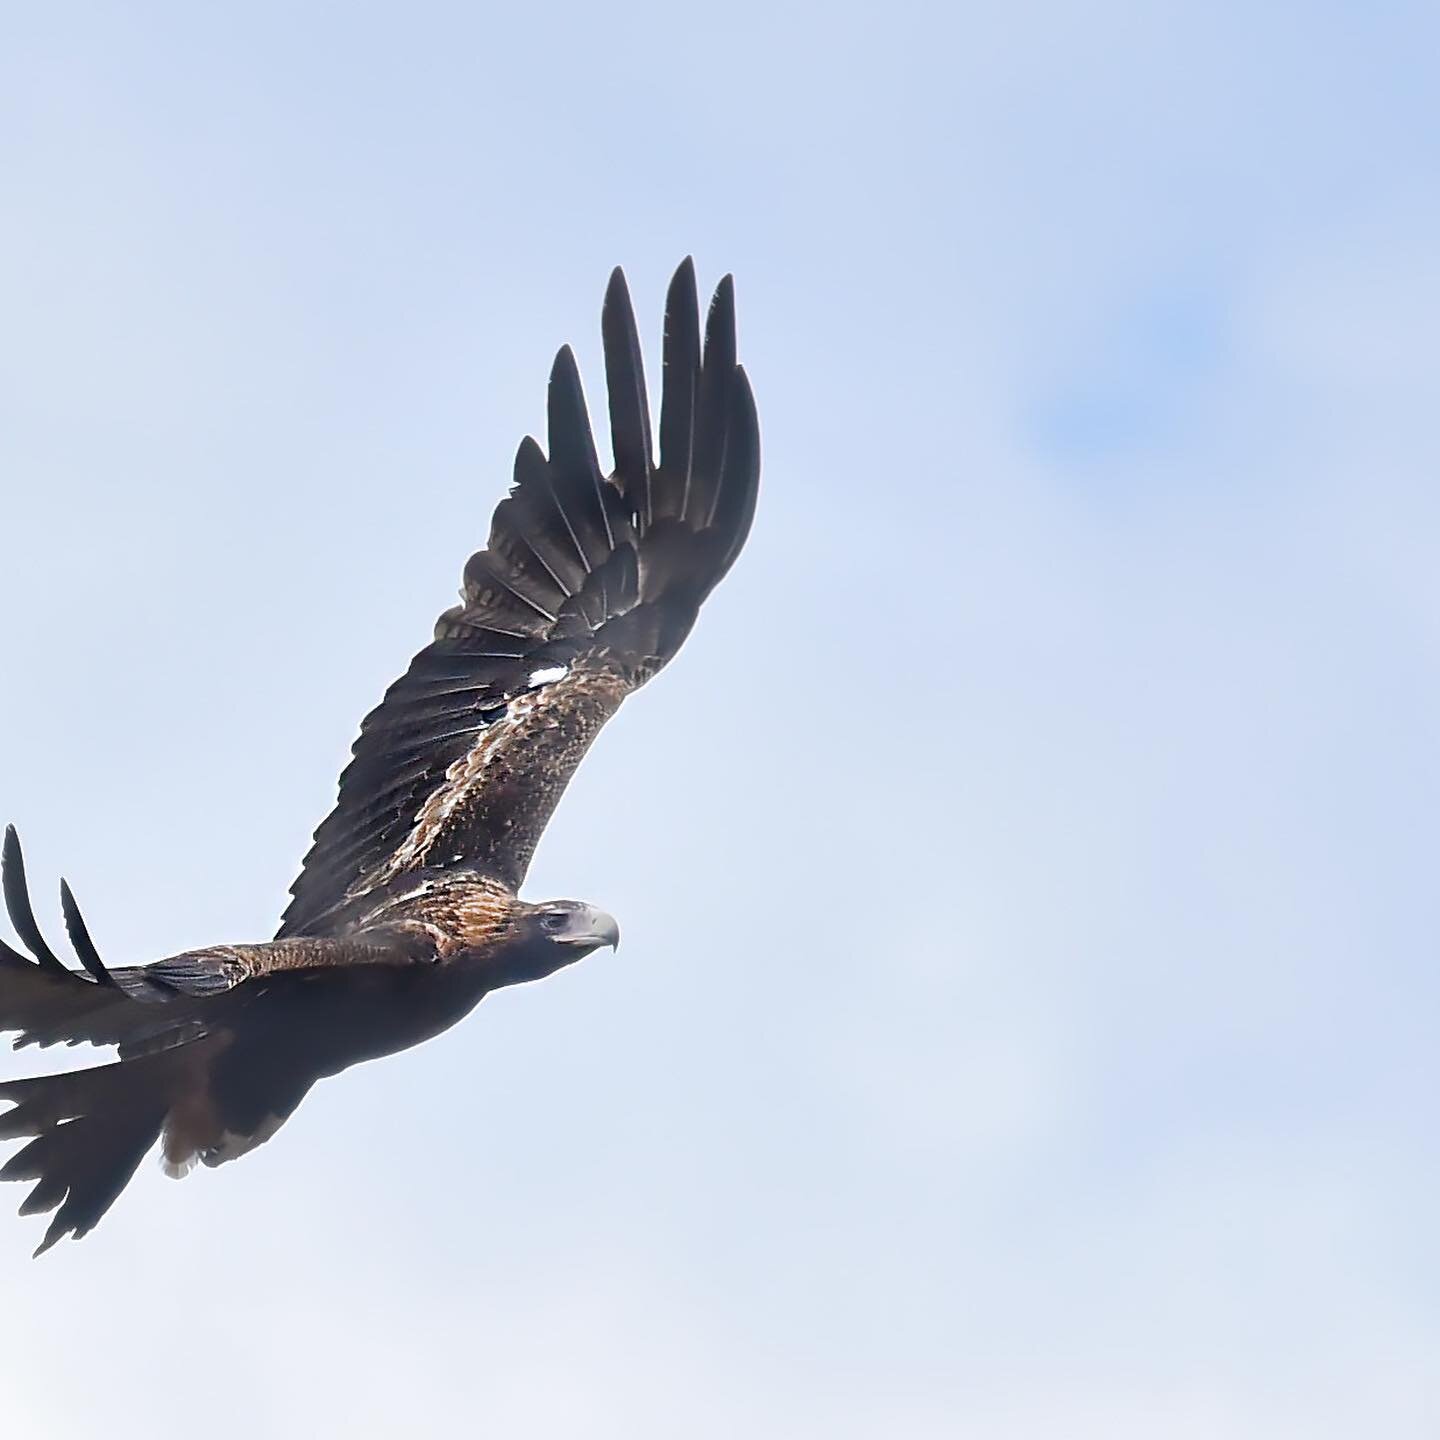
left=563, top=906, right=620, bottom=951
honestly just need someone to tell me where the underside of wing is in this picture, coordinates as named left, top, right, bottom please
left=279, top=261, right=760, bottom=939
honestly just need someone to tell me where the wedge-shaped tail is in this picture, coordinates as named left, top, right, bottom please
left=0, top=828, right=225, bottom=1252
left=0, top=1044, right=209, bottom=1254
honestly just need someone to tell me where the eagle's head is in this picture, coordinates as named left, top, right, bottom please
left=491, top=898, right=620, bottom=986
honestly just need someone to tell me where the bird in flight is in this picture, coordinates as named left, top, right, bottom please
left=0, top=260, right=760, bottom=1255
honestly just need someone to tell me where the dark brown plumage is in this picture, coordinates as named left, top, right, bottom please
left=0, top=261, right=760, bottom=1254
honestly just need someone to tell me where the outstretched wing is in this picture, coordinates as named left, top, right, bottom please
left=279, top=261, right=760, bottom=939
left=0, top=826, right=211, bottom=1053
left=0, top=827, right=405, bottom=1055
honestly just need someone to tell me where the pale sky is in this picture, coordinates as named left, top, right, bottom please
left=1, top=3, right=1438, bottom=1436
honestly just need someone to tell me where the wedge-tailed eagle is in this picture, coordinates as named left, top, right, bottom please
left=0, top=260, right=759, bottom=1254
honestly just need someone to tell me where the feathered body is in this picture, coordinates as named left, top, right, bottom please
left=0, top=260, right=759, bottom=1253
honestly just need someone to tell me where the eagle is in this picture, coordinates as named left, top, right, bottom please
left=0, top=260, right=759, bottom=1255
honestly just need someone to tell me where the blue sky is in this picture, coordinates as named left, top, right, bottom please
left=1, top=2, right=1438, bottom=1435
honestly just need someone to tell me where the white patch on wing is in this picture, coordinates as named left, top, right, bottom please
left=378, top=688, right=542, bottom=879
left=363, top=661, right=628, bottom=891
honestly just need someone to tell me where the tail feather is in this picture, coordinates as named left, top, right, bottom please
left=3, top=1112, right=162, bottom=1254
left=0, top=1047, right=180, bottom=1137
left=1, top=1028, right=311, bottom=1252
left=0, top=1047, right=198, bottom=1255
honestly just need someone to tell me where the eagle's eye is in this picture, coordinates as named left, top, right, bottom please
left=541, top=911, right=568, bottom=933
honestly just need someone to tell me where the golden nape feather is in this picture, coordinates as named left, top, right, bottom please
left=0, top=260, right=759, bottom=1255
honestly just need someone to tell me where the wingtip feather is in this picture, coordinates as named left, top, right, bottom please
left=59, top=879, right=112, bottom=986
left=703, top=273, right=738, bottom=371
left=549, top=342, right=580, bottom=387
left=1, top=829, right=67, bottom=976
left=547, top=345, right=603, bottom=482
left=716, top=365, right=761, bottom=572
left=604, top=265, right=630, bottom=305
left=658, top=259, right=703, bottom=517
left=601, top=263, right=654, bottom=512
